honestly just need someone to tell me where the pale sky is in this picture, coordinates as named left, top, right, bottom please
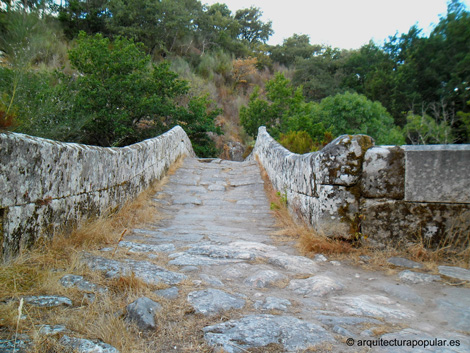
left=203, top=0, right=470, bottom=49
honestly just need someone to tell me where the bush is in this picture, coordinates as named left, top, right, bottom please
left=279, top=131, right=314, bottom=154
left=319, top=92, right=403, bottom=145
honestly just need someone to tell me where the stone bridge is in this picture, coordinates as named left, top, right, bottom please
left=1, top=126, right=469, bottom=259
left=1, top=127, right=470, bottom=352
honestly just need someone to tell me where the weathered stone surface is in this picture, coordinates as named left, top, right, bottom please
left=200, top=274, right=224, bottom=287
left=244, top=270, right=288, bottom=288
left=438, top=265, right=470, bottom=281
left=360, top=200, right=470, bottom=245
left=23, top=295, right=72, bottom=307
left=377, top=329, right=470, bottom=353
left=387, top=257, right=423, bottom=269
left=252, top=127, right=373, bottom=237
left=118, top=241, right=175, bottom=253
left=82, top=254, right=187, bottom=285
left=0, top=339, right=30, bottom=352
left=314, top=314, right=381, bottom=327
left=374, top=282, right=424, bottom=304
left=435, top=287, right=470, bottom=331
left=60, top=274, right=107, bottom=293
left=203, top=314, right=335, bottom=353
left=404, top=144, right=470, bottom=203
left=1, top=126, right=194, bottom=259
left=154, top=287, right=179, bottom=299
left=38, top=324, right=67, bottom=336
left=253, top=297, right=292, bottom=311
left=398, top=270, right=441, bottom=284
left=59, top=335, right=120, bottom=353
left=187, top=289, right=245, bottom=315
left=331, top=294, right=415, bottom=320
left=267, top=255, right=318, bottom=274
left=126, top=297, right=162, bottom=330
left=288, top=275, right=344, bottom=297
left=361, top=146, right=404, bottom=199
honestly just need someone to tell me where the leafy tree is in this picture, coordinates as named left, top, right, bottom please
left=235, top=6, right=273, bottom=45
left=403, top=112, right=454, bottom=144
left=196, top=3, right=242, bottom=55
left=293, top=46, right=350, bottom=101
left=66, top=32, right=220, bottom=154
left=270, top=34, right=319, bottom=67
left=240, top=73, right=328, bottom=143
left=319, top=92, right=404, bottom=145
left=58, top=0, right=110, bottom=38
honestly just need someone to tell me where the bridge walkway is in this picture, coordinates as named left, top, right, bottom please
left=112, top=157, right=468, bottom=352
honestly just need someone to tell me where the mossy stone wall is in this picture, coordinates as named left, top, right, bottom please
left=253, top=126, right=470, bottom=246
left=0, top=126, right=194, bottom=259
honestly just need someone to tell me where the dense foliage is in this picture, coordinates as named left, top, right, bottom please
left=1, top=0, right=469, bottom=158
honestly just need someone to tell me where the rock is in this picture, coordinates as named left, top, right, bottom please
left=203, top=314, right=335, bottom=353
left=288, top=275, right=344, bottom=297
left=313, top=254, right=328, bottom=262
left=253, top=297, right=291, bottom=312
left=361, top=146, right=405, bottom=199
left=331, top=294, right=415, bottom=320
left=374, top=282, right=424, bottom=304
left=435, top=287, right=470, bottom=331
left=23, top=295, right=72, bottom=307
left=438, top=265, right=470, bottom=281
left=154, top=287, right=179, bottom=300
left=126, top=297, right=162, bottom=330
left=377, top=329, right=470, bottom=353
left=243, top=270, right=288, bottom=288
left=82, top=254, right=187, bottom=285
left=332, top=325, right=355, bottom=337
left=267, top=255, right=318, bottom=274
left=172, top=197, right=202, bottom=205
left=330, top=261, right=341, bottom=266
left=59, top=335, right=120, bottom=353
left=38, top=324, right=67, bottom=336
left=187, top=289, right=245, bottom=315
left=398, top=270, right=441, bottom=284
left=118, top=241, right=175, bottom=253
left=314, top=314, right=381, bottom=327
left=180, top=266, right=199, bottom=272
left=60, top=274, right=107, bottom=293
left=200, top=274, right=224, bottom=287
left=208, top=184, right=226, bottom=191
left=0, top=339, right=30, bottom=352
left=387, top=257, right=423, bottom=269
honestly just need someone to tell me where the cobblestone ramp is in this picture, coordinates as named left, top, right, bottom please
left=4, top=157, right=469, bottom=352
left=126, top=158, right=470, bottom=352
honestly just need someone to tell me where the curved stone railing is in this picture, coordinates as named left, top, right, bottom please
left=253, top=126, right=470, bottom=246
left=0, top=126, right=194, bottom=259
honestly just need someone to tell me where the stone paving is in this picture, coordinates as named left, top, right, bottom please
left=2, top=157, right=470, bottom=352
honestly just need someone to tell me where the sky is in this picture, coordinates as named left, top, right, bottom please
left=203, top=0, right=470, bottom=49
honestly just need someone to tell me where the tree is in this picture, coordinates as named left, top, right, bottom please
left=66, top=32, right=221, bottom=154
left=58, top=0, right=110, bottom=38
left=270, top=34, right=319, bottom=67
left=240, top=73, right=328, bottom=143
left=235, top=6, right=273, bottom=45
left=293, top=46, right=349, bottom=101
left=319, top=92, right=404, bottom=145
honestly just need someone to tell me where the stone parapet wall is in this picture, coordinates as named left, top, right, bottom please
left=0, top=126, right=194, bottom=259
left=253, top=126, right=470, bottom=246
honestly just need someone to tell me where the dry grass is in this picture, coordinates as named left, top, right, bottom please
left=256, top=159, right=355, bottom=258
left=255, top=157, right=470, bottom=276
left=0, top=156, right=220, bottom=352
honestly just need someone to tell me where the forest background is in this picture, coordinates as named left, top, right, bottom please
left=1, top=0, right=469, bottom=157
